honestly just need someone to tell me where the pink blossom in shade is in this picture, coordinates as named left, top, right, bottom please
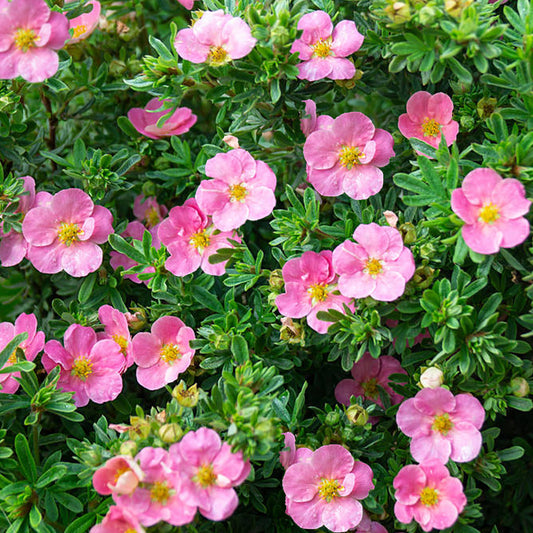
left=275, top=250, right=355, bottom=334
left=133, top=194, right=168, bottom=229
left=332, top=223, right=415, bottom=302
left=301, top=99, right=334, bottom=137
left=168, top=427, right=251, bottom=521
left=196, top=149, right=277, bottom=232
left=283, top=444, right=374, bottom=532
left=304, top=112, right=395, bottom=200
left=290, top=11, right=364, bottom=82
left=393, top=460, right=467, bottom=532
left=398, top=91, right=459, bottom=154
left=451, top=168, right=531, bottom=255
left=396, top=387, right=485, bottom=464
left=22, top=188, right=113, bottom=277
left=174, top=10, right=256, bottom=66
left=90, top=506, right=145, bottom=533
left=67, top=0, right=101, bottom=43
left=177, top=0, right=194, bottom=7
left=0, top=0, right=70, bottom=83
left=41, top=324, right=124, bottom=407
left=115, top=447, right=196, bottom=527
left=0, top=313, right=45, bottom=394
left=97, top=305, right=133, bottom=372
left=128, top=98, right=197, bottom=140
left=132, top=316, right=195, bottom=391
left=355, top=512, right=388, bottom=533
left=280, top=432, right=313, bottom=469
left=335, top=353, right=406, bottom=409
left=158, top=198, right=240, bottom=277
left=93, top=456, right=144, bottom=496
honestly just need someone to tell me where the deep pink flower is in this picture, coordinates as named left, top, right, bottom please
left=0, top=313, right=45, bottom=394
left=396, top=387, right=485, bottom=463
left=41, top=324, right=123, bottom=407
left=304, top=112, right=394, bottom=199
left=451, top=168, right=531, bottom=255
left=398, top=91, right=459, bottom=154
left=196, top=149, right=277, bottom=231
left=90, top=506, right=145, bottom=533
left=0, top=0, right=70, bottom=82
left=335, top=353, right=406, bottom=409
left=355, top=512, right=388, bottom=533
left=169, top=427, right=250, bottom=521
left=93, top=455, right=144, bottom=496
left=290, top=11, right=363, bottom=81
left=174, top=10, right=256, bottom=66
left=22, top=188, right=113, bottom=277
left=301, top=99, right=333, bottom=137
left=283, top=444, right=374, bottom=532
left=280, top=432, right=313, bottom=469
left=67, top=0, right=101, bottom=43
left=393, top=461, right=467, bottom=532
left=132, top=316, right=195, bottom=390
left=275, top=250, right=354, bottom=334
left=332, top=223, right=415, bottom=302
left=158, top=198, right=240, bottom=277
left=177, top=0, right=194, bottom=8
left=128, top=98, right=197, bottom=140
left=133, top=195, right=168, bottom=229
left=97, top=305, right=133, bottom=372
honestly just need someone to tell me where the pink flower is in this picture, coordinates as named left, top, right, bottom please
left=97, top=305, right=133, bottom=372
left=93, top=455, right=144, bottom=496
left=133, top=195, right=168, bottom=229
left=0, top=0, right=70, bottom=82
left=451, top=168, right=531, bottom=255
left=275, top=250, right=355, bottom=334
left=169, top=427, right=250, bottom=521
left=335, top=353, right=406, bottom=409
left=301, top=99, right=333, bottom=137
left=90, top=506, right=145, bottom=533
left=67, top=0, right=101, bottom=43
left=332, top=223, right=415, bottom=302
left=355, top=512, right=388, bottom=533
left=396, top=387, right=485, bottom=463
left=177, top=0, right=194, bottom=8
left=41, top=324, right=124, bottom=407
left=196, top=149, right=277, bottom=231
left=128, top=99, right=197, bottom=140
left=174, top=10, right=256, bottom=66
left=283, top=444, right=374, bottom=532
left=280, top=432, right=312, bottom=469
left=132, top=316, right=195, bottom=390
left=22, top=188, right=113, bottom=277
left=304, top=112, right=394, bottom=199
left=393, top=461, right=467, bottom=532
left=158, top=198, right=240, bottom=277
left=0, top=313, right=45, bottom=394
left=290, top=11, right=363, bottom=81
left=398, top=91, right=459, bottom=153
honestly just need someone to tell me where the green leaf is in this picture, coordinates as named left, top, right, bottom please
left=53, top=492, right=83, bottom=512
left=497, top=446, right=524, bottom=461
left=108, top=234, right=146, bottom=264
left=78, top=273, right=96, bottom=303
left=64, top=514, right=95, bottom=533
left=191, top=285, right=224, bottom=314
left=35, top=465, right=68, bottom=489
left=0, top=332, right=28, bottom=369
left=231, top=335, right=249, bottom=365
left=14, top=434, right=37, bottom=483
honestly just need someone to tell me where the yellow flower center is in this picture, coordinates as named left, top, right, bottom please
left=313, top=38, right=332, bottom=58
left=112, top=334, right=129, bottom=357
left=150, top=481, right=172, bottom=504
left=420, top=487, right=439, bottom=506
left=7, top=349, right=19, bottom=365
left=190, top=229, right=211, bottom=249
left=318, top=478, right=343, bottom=502
left=308, top=283, right=328, bottom=303
left=14, top=28, right=39, bottom=52
left=125, top=529, right=136, bottom=533
left=364, top=258, right=383, bottom=277
left=194, top=464, right=217, bottom=488
left=71, top=356, right=93, bottom=381
left=208, top=45, right=228, bottom=66
left=421, top=118, right=441, bottom=137
left=57, top=222, right=83, bottom=246
left=145, top=206, right=161, bottom=228
left=339, top=146, right=364, bottom=169
left=432, top=413, right=453, bottom=435
left=160, top=343, right=181, bottom=364
left=113, top=465, right=131, bottom=484
left=478, top=202, right=500, bottom=224
left=362, top=377, right=379, bottom=398
left=72, top=25, right=87, bottom=39
left=229, top=183, right=247, bottom=202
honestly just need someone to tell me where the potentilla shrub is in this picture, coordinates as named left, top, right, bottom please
left=0, top=0, right=532, bottom=532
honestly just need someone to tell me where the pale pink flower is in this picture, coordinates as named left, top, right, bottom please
left=398, top=91, right=459, bottom=153
left=420, top=367, right=444, bottom=389
left=174, top=10, right=256, bottom=66
left=132, top=316, right=195, bottom=390
left=133, top=195, right=168, bottom=229
left=0, top=0, right=70, bottom=82
left=177, top=0, right=194, bottom=8
left=332, top=223, right=415, bottom=302
left=301, top=99, right=333, bottom=137
left=396, top=387, right=485, bottom=464
left=393, top=461, right=467, bottom=532
left=335, top=353, right=406, bottom=409
left=283, top=444, right=374, bottom=532
left=222, top=135, right=239, bottom=149
left=290, top=11, right=363, bottom=81
left=304, top=112, right=394, bottom=199
left=90, top=506, right=145, bottom=533
left=0, top=313, right=45, bottom=394
left=128, top=98, right=197, bottom=140
left=280, top=432, right=313, bottom=469
left=355, top=512, right=388, bottom=533
left=169, top=427, right=250, bottom=521
left=67, top=0, right=101, bottom=43
left=196, top=149, right=277, bottom=231
left=97, top=305, right=133, bottom=372
left=158, top=198, right=240, bottom=277
left=22, top=188, right=113, bottom=277
left=275, top=250, right=354, bottom=334
left=41, top=324, right=124, bottom=407
left=451, top=168, right=531, bottom=255
left=93, top=456, right=144, bottom=495
left=383, top=210, right=398, bottom=228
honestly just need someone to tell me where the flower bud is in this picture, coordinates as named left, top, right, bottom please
left=477, top=97, right=498, bottom=119
left=412, top=265, right=435, bottom=289
left=128, top=416, right=150, bottom=440
left=223, top=135, right=240, bottom=149
left=119, top=440, right=138, bottom=456
left=420, top=367, right=444, bottom=389
left=125, top=308, right=147, bottom=333
left=445, top=0, right=473, bottom=18
left=280, top=317, right=305, bottom=345
left=510, top=377, right=530, bottom=398
left=325, top=411, right=340, bottom=426
left=172, top=382, right=199, bottom=407
left=269, top=269, right=284, bottom=291
left=346, top=404, right=369, bottom=426
left=383, top=210, right=399, bottom=228
left=460, top=115, right=475, bottom=131
left=399, top=222, right=416, bottom=244
left=159, top=423, right=183, bottom=443
left=385, top=1, right=411, bottom=24
left=418, top=5, right=437, bottom=25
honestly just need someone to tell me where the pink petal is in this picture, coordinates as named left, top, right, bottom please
left=132, top=332, right=161, bottom=368
left=199, top=486, right=238, bottom=521
left=448, top=421, right=482, bottom=462
left=349, top=460, right=374, bottom=499
left=60, top=242, right=103, bottom=277
left=275, top=284, right=312, bottom=319
left=221, top=18, right=256, bottom=59
left=64, top=324, right=97, bottom=357
left=310, top=445, right=354, bottom=479
left=211, top=201, right=248, bottom=231
left=396, top=398, right=433, bottom=437
left=406, top=91, right=431, bottom=119
left=322, top=497, right=363, bottom=532
left=304, top=130, right=341, bottom=170
left=342, top=165, right=383, bottom=200
left=410, top=433, right=452, bottom=463
left=297, top=58, right=333, bottom=81
left=427, top=93, right=454, bottom=124
left=368, top=128, right=395, bottom=167
left=307, top=165, right=345, bottom=197
left=452, top=393, right=485, bottom=428
left=333, top=112, right=375, bottom=147
left=16, top=47, right=59, bottom=83
left=413, top=387, right=456, bottom=415
left=297, top=10, right=333, bottom=43
left=451, top=189, right=477, bottom=224
left=335, top=379, right=361, bottom=406
left=461, top=168, right=502, bottom=205
left=174, top=28, right=210, bottom=62
left=89, top=205, right=113, bottom=244
left=243, top=186, right=276, bottom=220
left=0, top=231, right=28, bottom=267
left=371, top=270, right=407, bottom=302
left=327, top=57, right=356, bottom=80
left=330, top=20, right=363, bottom=56
left=492, top=178, right=531, bottom=218
left=462, top=221, right=503, bottom=254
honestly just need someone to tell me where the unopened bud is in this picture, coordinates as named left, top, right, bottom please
left=346, top=404, right=369, bottom=426
left=269, top=269, right=284, bottom=291
left=445, top=0, right=473, bottom=18
left=119, top=440, right=138, bottom=456
left=172, top=382, right=199, bottom=407
left=385, top=1, right=411, bottom=23
left=155, top=410, right=166, bottom=424
left=418, top=5, right=437, bottom=24
left=477, top=97, right=498, bottom=119
left=125, top=308, right=147, bottom=333
left=510, top=377, right=530, bottom=398
left=399, top=222, right=416, bottom=244
left=383, top=210, right=399, bottom=228
left=222, top=135, right=239, bottom=149
left=413, top=265, right=435, bottom=289
left=128, top=416, right=150, bottom=440
left=280, top=317, right=305, bottom=344
left=420, top=367, right=444, bottom=389
left=325, top=411, right=340, bottom=426
left=460, top=115, right=475, bottom=131
left=159, top=423, right=182, bottom=443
